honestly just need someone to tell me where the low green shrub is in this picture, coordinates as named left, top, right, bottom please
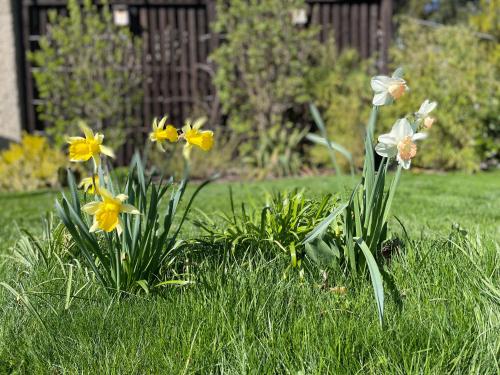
left=0, top=133, right=66, bottom=192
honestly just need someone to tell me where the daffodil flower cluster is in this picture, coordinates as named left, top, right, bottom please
left=149, top=116, right=214, bottom=160
left=369, top=69, right=437, bottom=170
left=374, top=99, right=437, bottom=170
left=67, top=122, right=140, bottom=234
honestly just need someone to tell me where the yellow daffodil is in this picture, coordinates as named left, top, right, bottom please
left=82, top=187, right=140, bottom=235
left=67, top=122, right=114, bottom=166
left=149, top=116, right=179, bottom=152
left=78, top=175, right=103, bottom=194
left=181, top=117, right=214, bottom=160
left=370, top=68, right=409, bottom=106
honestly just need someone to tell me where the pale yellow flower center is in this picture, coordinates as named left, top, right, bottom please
left=388, top=82, right=406, bottom=100
left=424, top=116, right=435, bottom=129
left=397, top=136, right=417, bottom=161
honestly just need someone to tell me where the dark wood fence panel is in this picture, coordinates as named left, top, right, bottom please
left=18, top=0, right=392, bottom=163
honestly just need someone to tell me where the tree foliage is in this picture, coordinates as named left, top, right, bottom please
left=29, top=0, right=143, bottom=148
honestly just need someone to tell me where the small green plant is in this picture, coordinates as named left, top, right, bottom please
left=196, top=189, right=340, bottom=268
left=306, top=68, right=437, bottom=325
left=56, top=118, right=215, bottom=294
left=29, top=0, right=143, bottom=148
left=0, top=133, right=66, bottom=192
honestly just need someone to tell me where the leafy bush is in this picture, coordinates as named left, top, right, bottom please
left=385, top=18, right=499, bottom=170
left=211, top=0, right=318, bottom=176
left=307, top=45, right=374, bottom=170
left=0, top=133, right=66, bottom=192
left=28, top=0, right=142, bottom=148
left=212, top=0, right=318, bottom=132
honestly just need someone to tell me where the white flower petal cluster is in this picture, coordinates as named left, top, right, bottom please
left=370, top=68, right=409, bottom=106
left=415, top=99, right=437, bottom=129
left=375, top=118, right=427, bottom=169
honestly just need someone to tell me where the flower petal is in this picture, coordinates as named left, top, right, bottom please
left=370, top=76, right=391, bottom=92
left=392, top=118, right=413, bottom=140
left=82, top=201, right=101, bottom=215
left=378, top=134, right=397, bottom=145
left=79, top=122, right=94, bottom=140
left=397, top=154, right=412, bottom=170
left=89, top=219, right=100, bottom=233
left=412, top=132, right=428, bottom=141
left=192, top=117, right=207, bottom=130
left=375, top=143, right=397, bottom=158
left=372, top=92, right=390, bottom=106
left=116, top=194, right=128, bottom=202
left=121, top=204, right=140, bottom=215
left=99, top=145, right=115, bottom=158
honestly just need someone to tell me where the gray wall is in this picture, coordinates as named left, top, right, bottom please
left=0, top=0, right=22, bottom=143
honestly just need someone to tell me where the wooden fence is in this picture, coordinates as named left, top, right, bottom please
left=17, top=0, right=392, bottom=162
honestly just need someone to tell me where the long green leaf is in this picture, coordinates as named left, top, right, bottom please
left=309, top=103, right=342, bottom=176
left=303, top=202, right=348, bottom=244
left=354, top=237, right=384, bottom=326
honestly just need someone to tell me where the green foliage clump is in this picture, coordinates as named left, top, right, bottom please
left=29, top=0, right=143, bottom=148
left=196, top=189, right=340, bottom=267
left=307, top=45, right=374, bottom=170
left=386, top=18, right=499, bottom=170
left=0, top=133, right=66, bottom=192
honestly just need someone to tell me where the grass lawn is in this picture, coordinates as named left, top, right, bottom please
left=0, top=172, right=499, bottom=373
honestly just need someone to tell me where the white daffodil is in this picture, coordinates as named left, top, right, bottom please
left=370, top=68, right=409, bottom=106
left=415, top=99, right=437, bottom=129
left=375, top=118, right=427, bottom=169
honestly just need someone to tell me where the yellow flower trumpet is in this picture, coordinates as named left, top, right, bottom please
left=67, top=122, right=114, bottom=167
left=181, top=117, right=214, bottom=160
left=149, top=116, right=179, bottom=152
left=82, top=187, right=140, bottom=235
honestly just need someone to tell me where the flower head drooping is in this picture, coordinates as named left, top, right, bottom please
left=149, top=116, right=179, bottom=152
left=370, top=68, right=409, bottom=106
left=181, top=117, right=214, bottom=160
left=415, top=99, right=437, bottom=129
left=82, top=187, right=140, bottom=235
left=79, top=175, right=101, bottom=195
left=375, top=118, right=427, bottom=169
left=67, top=122, right=114, bottom=167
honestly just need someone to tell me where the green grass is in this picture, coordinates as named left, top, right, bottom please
left=0, top=172, right=499, bottom=374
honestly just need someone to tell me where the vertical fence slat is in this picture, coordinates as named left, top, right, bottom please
left=188, top=7, right=198, bottom=113
left=369, top=2, right=378, bottom=60
left=139, top=7, right=151, bottom=134
left=158, top=6, right=169, bottom=118
left=360, top=2, right=369, bottom=58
